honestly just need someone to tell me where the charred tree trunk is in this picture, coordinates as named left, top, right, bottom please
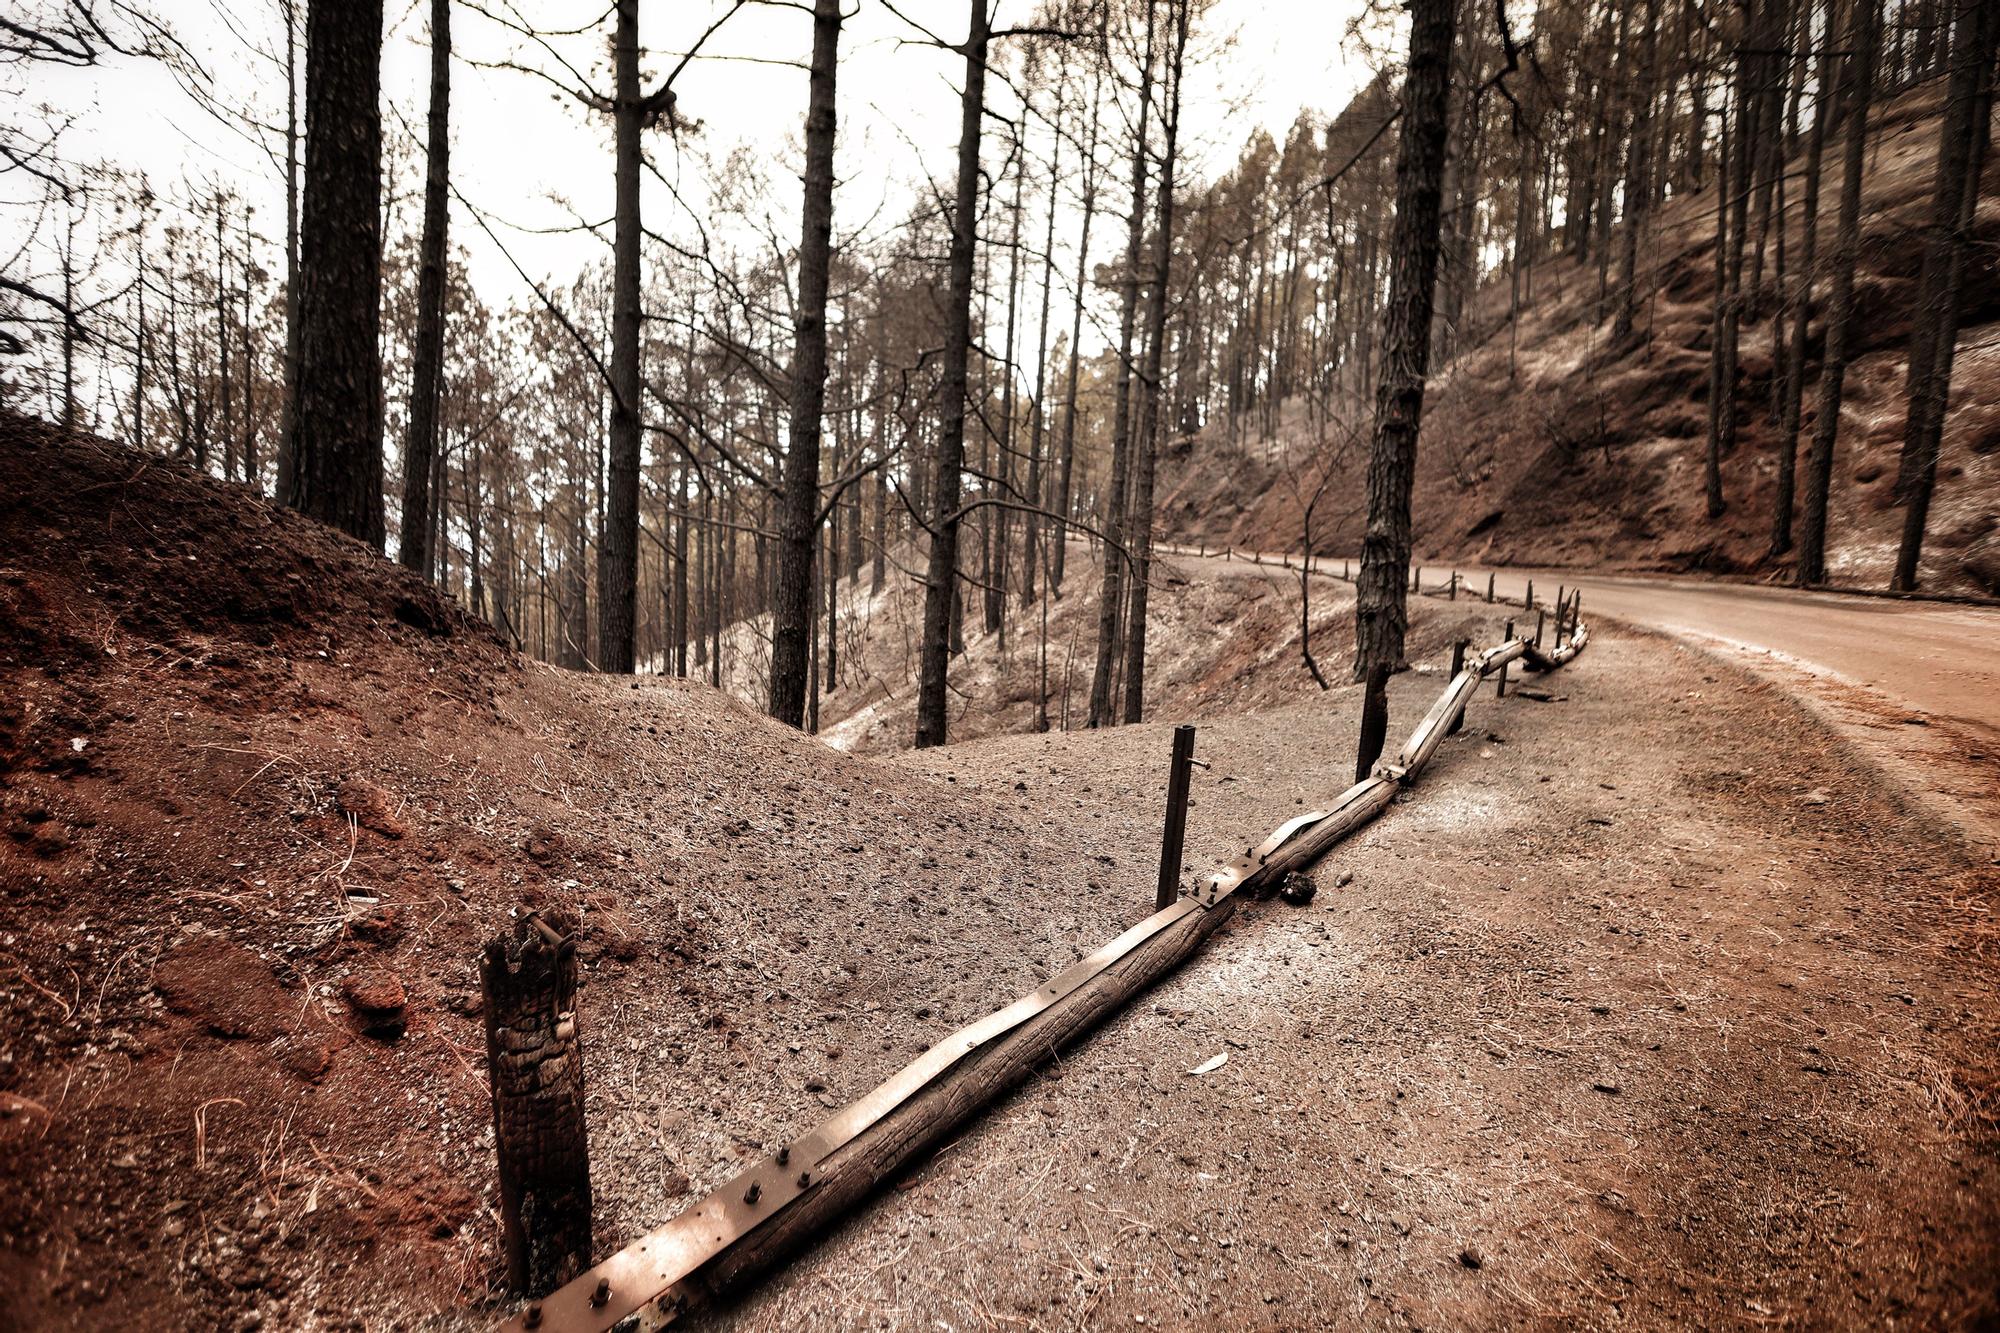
left=768, top=0, right=842, bottom=726
left=287, top=0, right=385, bottom=549
left=276, top=0, right=302, bottom=502
left=1797, top=0, right=1879, bottom=586
left=598, top=0, right=649, bottom=673
left=914, top=0, right=990, bottom=750
left=1121, top=0, right=1189, bottom=726
left=1353, top=0, right=1457, bottom=681
left=399, top=0, right=450, bottom=574
left=1613, top=0, right=1663, bottom=344
left=1051, top=39, right=1107, bottom=598
left=1770, top=43, right=1838, bottom=558
left=1087, top=0, right=1156, bottom=729
left=1890, top=0, right=1997, bottom=591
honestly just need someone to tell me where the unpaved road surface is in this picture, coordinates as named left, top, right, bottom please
left=1155, top=544, right=2000, bottom=850
left=695, top=604, right=2000, bottom=1332
left=1465, top=569, right=1999, bottom=733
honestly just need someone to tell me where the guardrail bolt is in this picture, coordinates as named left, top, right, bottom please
left=777, top=1146, right=790, bottom=1166
left=590, top=1279, right=611, bottom=1308
left=482, top=912, right=593, bottom=1296
left=798, top=1170, right=812, bottom=1188
left=1157, top=725, right=1198, bottom=910
left=523, top=1304, right=543, bottom=1330
left=745, top=1181, right=763, bottom=1205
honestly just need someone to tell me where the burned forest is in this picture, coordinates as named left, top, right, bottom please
left=2, top=0, right=1998, bottom=1329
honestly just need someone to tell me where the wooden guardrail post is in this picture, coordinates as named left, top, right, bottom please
left=483, top=913, right=593, bottom=1298
left=1449, top=571, right=1458, bottom=600
left=1524, top=577, right=1534, bottom=611
left=1498, top=620, right=1513, bottom=696
left=1534, top=608, right=1546, bottom=646
left=1156, top=725, right=1197, bottom=910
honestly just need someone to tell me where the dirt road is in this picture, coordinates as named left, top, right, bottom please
left=712, top=605, right=2000, bottom=1332
left=1152, top=543, right=2000, bottom=849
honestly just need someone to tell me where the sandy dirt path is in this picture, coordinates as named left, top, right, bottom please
left=684, top=606, right=1999, bottom=1332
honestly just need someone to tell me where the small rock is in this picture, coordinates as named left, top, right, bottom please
left=336, top=779, right=406, bottom=839
left=341, top=970, right=407, bottom=1039
left=1459, top=1244, right=1485, bottom=1270
left=1592, top=1079, right=1622, bottom=1095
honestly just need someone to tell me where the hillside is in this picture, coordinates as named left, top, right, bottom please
left=0, top=417, right=1186, bottom=1329
left=1157, top=79, right=2000, bottom=595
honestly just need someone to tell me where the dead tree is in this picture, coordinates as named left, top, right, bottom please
left=1797, top=0, right=1878, bottom=586
left=768, top=0, right=842, bottom=725
left=1353, top=0, right=1458, bottom=680
left=287, top=0, right=385, bottom=547
left=399, top=0, right=449, bottom=574
left=914, top=0, right=991, bottom=749
left=1890, top=0, right=1997, bottom=591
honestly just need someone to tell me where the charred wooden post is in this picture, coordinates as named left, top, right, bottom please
left=1156, top=725, right=1197, bottom=910
left=1555, top=584, right=1565, bottom=628
left=1342, top=559, right=1350, bottom=581
left=1534, top=608, right=1546, bottom=646
left=1498, top=620, right=1513, bottom=697
left=1356, top=662, right=1391, bottom=782
left=482, top=913, right=593, bottom=1296
left=1447, top=639, right=1468, bottom=734
left=1485, top=572, right=1494, bottom=603
left=1525, top=577, right=1534, bottom=611
left=1449, top=572, right=1458, bottom=600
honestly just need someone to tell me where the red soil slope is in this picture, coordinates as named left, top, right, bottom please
left=0, top=416, right=1164, bottom=1330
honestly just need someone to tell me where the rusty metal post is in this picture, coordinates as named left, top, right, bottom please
left=1448, top=639, right=1469, bottom=734
left=1156, top=725, right=1197, bottom=910
left=483, top=914, right=592, bottom=1296
left=1499, top=620, right=1513, bottom=697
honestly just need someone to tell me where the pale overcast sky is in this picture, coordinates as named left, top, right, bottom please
left=17, top=1, right=1383, bottom=354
